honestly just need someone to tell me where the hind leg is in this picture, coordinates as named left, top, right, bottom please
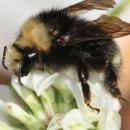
left=105, top=62, right=127, bottom=102
left=78, top=63, right=100, bottom=112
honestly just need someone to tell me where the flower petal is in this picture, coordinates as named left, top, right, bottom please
left=61, top=109, right=95, bottom=130
left=11, top=82, right=49, bottom=125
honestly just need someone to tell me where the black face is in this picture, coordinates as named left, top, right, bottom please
left=13, top=44, right=40, bottom=77
left=21, top=50, right=38, bottom=76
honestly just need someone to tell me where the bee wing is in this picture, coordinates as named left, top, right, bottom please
left=64, top=0, right=115, bottom=13
left=91, top=15, right=130, bottom=38
left=58, top=15, right=130, bottom=46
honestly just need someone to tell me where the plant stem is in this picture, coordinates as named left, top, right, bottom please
left=109, top=0, right=130, bottom=16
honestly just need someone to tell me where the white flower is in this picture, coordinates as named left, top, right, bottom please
left=0, top=70, right=121, bottom=130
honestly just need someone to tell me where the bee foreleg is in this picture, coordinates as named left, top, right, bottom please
left=18, top=63, right=24, bottom=86
left=78, top=63, right=100, bottom=112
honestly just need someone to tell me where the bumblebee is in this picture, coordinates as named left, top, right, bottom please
left=2, top=0, right=130, bottom=111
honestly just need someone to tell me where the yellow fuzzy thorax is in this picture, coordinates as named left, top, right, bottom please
left=16, top=17, right=51, bottom=52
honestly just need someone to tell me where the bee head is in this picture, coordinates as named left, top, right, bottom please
left=3, top=45, right=43, bottom=85
left=2, top=17, right=52, bottom=85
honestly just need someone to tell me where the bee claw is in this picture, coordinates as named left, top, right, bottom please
left=18, top=75, right=24, bottom=86
left=86, top=102, right=100, bottom=113
left=19, top=80, right=24, bottom=86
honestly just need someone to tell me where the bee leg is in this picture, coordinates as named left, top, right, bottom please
left=78, top=64, right=100, bottom=112
left=105, top=63, right=128, bottom=102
